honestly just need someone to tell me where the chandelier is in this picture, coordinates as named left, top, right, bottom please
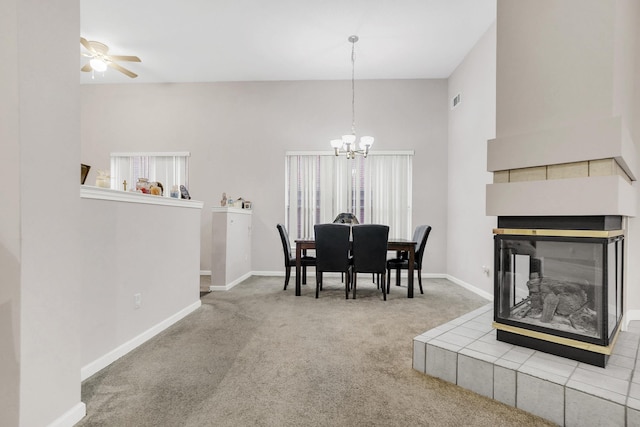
left=330, top=35, right=374, bottom=159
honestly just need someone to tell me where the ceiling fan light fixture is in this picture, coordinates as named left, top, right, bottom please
left=89, top=58, right=107, bottom=72
left=81, top=37, right=141, bottom=78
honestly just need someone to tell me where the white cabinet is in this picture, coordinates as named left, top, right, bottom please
left=211, top=207, right=252, bottom=289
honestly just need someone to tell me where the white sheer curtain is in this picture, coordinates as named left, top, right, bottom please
left=286, top=155, right=336, bottom=238
left=286, top=152, right=412, bottom=239
left=361, top=155, right=412, bottom=239
left=110, top=152, right=189, bottom=196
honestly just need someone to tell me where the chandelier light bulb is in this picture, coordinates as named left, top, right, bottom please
left=330, top=139, right=343, bottom=149
left=342, top=134, right=356, bottom=145
left=360, top=136, right=374, bottom=148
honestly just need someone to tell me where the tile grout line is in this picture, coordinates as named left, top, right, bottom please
left=623, top=330, right=640, bottom=426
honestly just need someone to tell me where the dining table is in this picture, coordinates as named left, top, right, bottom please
left=294, top=238, right=417, bottom=298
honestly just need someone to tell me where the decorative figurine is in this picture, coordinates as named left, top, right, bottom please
left=221, top=192, right=227, bottom=206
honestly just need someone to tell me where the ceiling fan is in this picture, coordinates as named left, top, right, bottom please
left=80, top=37, right=141, bottom=78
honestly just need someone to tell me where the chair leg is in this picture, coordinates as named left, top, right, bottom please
left=418, top=269, right=424, bottom=294
left=352, top=272, right=357, bottom=299
left=382, top=272, right=386, bottom=301
left=345, top=270, right=350, bottom=299
left=386, top=268, right=391, bottom=294
left=284, top=266, right=291, bottom=290
left=396, top=267, right=401, bottom=286
left=315, top=275, right=320, bottom=298
left=319, top=272, right=323, bottom=290
left=302, top=266, right=307, bottom=285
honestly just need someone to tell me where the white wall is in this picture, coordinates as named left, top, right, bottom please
left=496, top=0, right=617, bottom=138
left=447, top=23, right=497, bottom=298
left=79, top=192, right=202, bottom=377
left=80, top=79, right=450, bottom=276
left=495, top=0, right=640, bottom=318
left=625, top=0, right=640, bottom=321
left=0, top=0, right=85, bottom=426
left=0, top=0, right=21, bottom=424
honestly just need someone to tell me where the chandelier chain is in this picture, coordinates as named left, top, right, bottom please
left=351, top=39, right=356, bottom=136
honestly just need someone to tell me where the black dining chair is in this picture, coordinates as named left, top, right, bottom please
left=351, top=224, right=389, bottom=300
left=277, top=224, right=315, bottom=291
left=314, top=223, right=352, bottom=299
left=386, top=225, right=432, bottom=295
left=333, top=213, right=358, bottom=283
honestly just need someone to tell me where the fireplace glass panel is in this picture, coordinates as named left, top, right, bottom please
left=495, top=235, right=623, bottom=345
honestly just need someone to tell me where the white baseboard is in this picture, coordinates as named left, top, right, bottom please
left=422, top=273, right=447, bottom=279
left=250, top=270, right=283, bottom=277
left=47, top=402, right=86, bottom=427
left=249, top=271, right=447, bottom=279
left=445, top=274, right=493, bottom=301
left=202, top=271, right=493, bottom=303
left=209, top=272, right=252, bottom=291
left=624, top=310, right=640, bottom=330
left=81, top=300, right=201, bottom=381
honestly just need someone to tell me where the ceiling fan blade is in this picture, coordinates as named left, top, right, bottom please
left=108, top=61, right=138, bottom=78
left=81, top=63, right=92, bottom=72
left=109, top=55, right=141, bottom=63
left=80, top=37, right=94, bottom=53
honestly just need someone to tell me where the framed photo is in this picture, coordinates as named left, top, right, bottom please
left=81, top=164, right=91, bottom=185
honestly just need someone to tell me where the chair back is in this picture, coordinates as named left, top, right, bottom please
left=277, top=224, right=293, bottom=266
left=414, top=225, right=432, bottom=268
left=314, top=223, right=351, bottom=272
left=352, top=224, right=389, bottom=274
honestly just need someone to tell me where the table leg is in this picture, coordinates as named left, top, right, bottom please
left=408, top=247, right=415, bottom=298
left=295, top=244, right=302, bottom=296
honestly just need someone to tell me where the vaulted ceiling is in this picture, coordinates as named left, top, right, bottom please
left=80, top=0, right=496, bottom=84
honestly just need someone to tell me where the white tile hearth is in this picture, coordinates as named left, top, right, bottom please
left=413, top=304, right=640, bottom=426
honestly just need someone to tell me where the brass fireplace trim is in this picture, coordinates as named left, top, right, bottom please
left=493, top=228, right=624, bottom=238
left=492, top=322, right=621, bottom=355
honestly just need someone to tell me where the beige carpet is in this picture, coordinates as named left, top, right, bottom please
left=77, top=275, right=555, bottom=426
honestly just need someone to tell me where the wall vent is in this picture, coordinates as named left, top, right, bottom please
left=452, top=93, right=461, bottom=109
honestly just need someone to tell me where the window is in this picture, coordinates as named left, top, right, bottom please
left=110, top=152, right=190, bottom=196
left=285, top=152, right=413, bottom=239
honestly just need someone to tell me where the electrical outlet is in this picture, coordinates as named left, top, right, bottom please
left=482, top=266, right=491, bottom=276
left=134, top=293, right=142, bottom=309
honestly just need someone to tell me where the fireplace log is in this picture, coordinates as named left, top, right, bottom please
left=541, top=293, right=559, bottom=322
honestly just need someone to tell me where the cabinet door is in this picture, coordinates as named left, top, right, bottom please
left=226, top=212, right=252, bottom=283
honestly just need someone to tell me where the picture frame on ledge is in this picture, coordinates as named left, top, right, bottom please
left=81, top=164, right=91, bottom=185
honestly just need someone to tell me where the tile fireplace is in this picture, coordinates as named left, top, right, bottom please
left=485, top=119, right=636, bottom=369
left=493, top=216, right=624, bottom=367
